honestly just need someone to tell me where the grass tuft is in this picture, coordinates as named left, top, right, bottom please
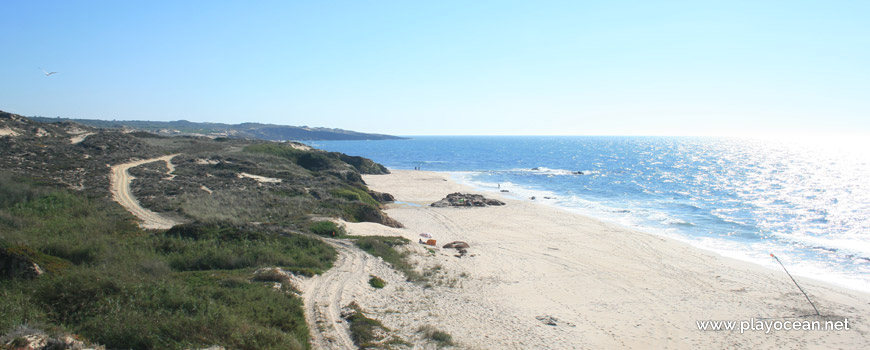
left=418, top=325, right=454, bottom=348
left=368, top=275, right=386, bottom=289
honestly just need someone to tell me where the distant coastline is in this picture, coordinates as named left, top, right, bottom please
left=30, top=116, right=407, bottom=141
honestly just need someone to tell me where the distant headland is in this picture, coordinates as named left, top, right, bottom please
left=29, top=116, right=407, bottom=141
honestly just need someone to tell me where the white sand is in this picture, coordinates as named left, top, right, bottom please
left=238, top=172, right=282, bottom=183
left=0, top=127, right=20, bottom=137
left=336, top=170, right=870, bottom=349
left=69, top=132, right=95, bottom=144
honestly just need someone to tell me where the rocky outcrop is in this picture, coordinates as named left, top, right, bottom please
left=368, top=190, right=395, bottom=204
left=430, top=193, right=505, bottom=207
left=0, top=245, right=53, bottom=279
left=443, top=241, right=470, bottom=257
left=0, top=326, right=105, bottom=350
left=334, top=153, right=390, bottom=174
left=348, top=203, right=404, bottom=228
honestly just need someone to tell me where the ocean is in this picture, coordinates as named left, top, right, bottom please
left=307, top=136, right=870, bottom=291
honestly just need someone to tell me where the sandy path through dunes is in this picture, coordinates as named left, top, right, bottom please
left=303, top=239, right=369, bottom=350
left=69, top=132, right=95, bottom=144
left=109, top=154, right=180, bottom=229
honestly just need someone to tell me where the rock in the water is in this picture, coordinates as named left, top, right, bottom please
left=430, top=192, right=505, bottom=208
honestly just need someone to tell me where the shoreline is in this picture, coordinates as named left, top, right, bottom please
left=443, top=170, right=870, bottom=294
left=346, top=169, right=869, bottom=349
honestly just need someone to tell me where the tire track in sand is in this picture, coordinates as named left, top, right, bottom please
left=303, top=238, right=369, bottom=350
left=109, top=154, right=180, bottom=230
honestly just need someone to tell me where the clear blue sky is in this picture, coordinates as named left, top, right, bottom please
left=2, top=0, right=868, bottom=136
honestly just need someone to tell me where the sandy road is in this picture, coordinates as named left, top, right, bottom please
left=303, top=238, right=370, bottom=350
left=109, top=154, right=180, bottom=230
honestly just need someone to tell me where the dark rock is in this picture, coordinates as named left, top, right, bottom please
left=430, top=192, right=505, bottom=208
left=500, top=189, right=509, bottom=192
left=368, top=190, right=395, bottom=203
left=443, top=241, right=470, bottom=249
left=535, top=315, right=576, bottom=327
left=536, top=315, right=558, bottom=326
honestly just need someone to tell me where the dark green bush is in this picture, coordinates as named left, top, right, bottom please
left=309, top=221, right=346, bottom=237
left=368, top=275, right=386, bottom=289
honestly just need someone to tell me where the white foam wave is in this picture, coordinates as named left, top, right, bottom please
left=508, top=167, right=594, bottom=176
left=449, top=170, right=870, bottom=292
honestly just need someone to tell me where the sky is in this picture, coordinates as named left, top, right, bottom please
left=1, top=0, right=868, bottom=137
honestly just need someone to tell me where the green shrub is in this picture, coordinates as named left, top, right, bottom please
left=354, top=236, right=420, bottom=282
left=244, top=143, right=335, bottom=171
left=331, top=188, right=379, bottom=208
left=308, top=221, right=346, bottom=237
left=368, top=275, right=386, bottom=289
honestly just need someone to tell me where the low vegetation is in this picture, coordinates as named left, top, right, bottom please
left=418, top=325, right=455, bottom=348
left=0, top=112, right=406, bottom=349
left=0, top=175, right=333, bottom=349
left=353, top=236, right=421, bottom=282
left=369, top=275, right=386, bottom=289
left=309, top=220, right=347, bottom=237
left=343, top=302, right=407, bottom=349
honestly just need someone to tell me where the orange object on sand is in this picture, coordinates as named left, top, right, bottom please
left=425, top=239, right=437, bottom=246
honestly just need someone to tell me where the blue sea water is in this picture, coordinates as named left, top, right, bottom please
left=308, top=136, right=870, bottom=291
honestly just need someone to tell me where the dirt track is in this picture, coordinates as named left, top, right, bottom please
left=109, top=154, right=180, bottom=229
left=303, top=238, right=371, bottom=350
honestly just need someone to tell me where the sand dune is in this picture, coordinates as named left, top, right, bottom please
left=341, top=170, right=870, bottom=349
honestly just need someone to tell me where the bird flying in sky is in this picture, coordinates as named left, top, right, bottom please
left=39, top=67, right=57, bottom=76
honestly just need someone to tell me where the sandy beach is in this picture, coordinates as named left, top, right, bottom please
left=328, top=170, right=870, bottom=349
